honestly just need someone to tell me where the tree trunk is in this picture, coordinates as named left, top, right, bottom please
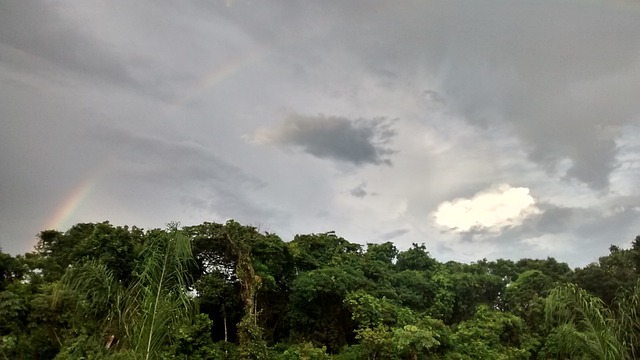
left=224, top=313, right=228, bottom=343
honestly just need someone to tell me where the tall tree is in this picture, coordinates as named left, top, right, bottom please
left=396, top=243, right=436, bottom=273
left=544, top=284, right=625, bottom=359
left=53, top=224, right=195, bottom=359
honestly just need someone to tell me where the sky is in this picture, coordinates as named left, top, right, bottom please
left=1, top=0, right=640, bottom=267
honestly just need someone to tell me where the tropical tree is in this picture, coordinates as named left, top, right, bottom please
left=288, top=263, right=365, bottom=352
left=503, top=270, right=553, bottom=332
left=396, top=243, right=436, bottom=273
left=0, top=250, right=23, bottom=291
left=544, top=284, right=625, bottom=359
left=186, top=220, right=271, bottom=358
left=615, top=281, right=640, bottom=359
left=53, top=224, right=195, bottom=359
left=449, top=304, right=535, bottom=359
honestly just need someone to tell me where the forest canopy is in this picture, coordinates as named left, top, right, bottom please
left=1, top=220, right=639, bottom=359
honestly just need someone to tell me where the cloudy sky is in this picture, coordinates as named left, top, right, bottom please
left=1, top=0, right=640, bottom=267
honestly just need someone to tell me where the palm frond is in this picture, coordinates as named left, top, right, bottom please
left=124, top=225, right=195, bottom=359
left=53, top=224, right=196, bottom=359
left=615, top=280, right=640, bottom=359
left=545, top=284, right=626, bottom=360
left=53, top=260, right=124, bottom=330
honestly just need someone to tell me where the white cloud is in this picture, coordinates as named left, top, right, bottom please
left=432, top=184, right=539, bottom=232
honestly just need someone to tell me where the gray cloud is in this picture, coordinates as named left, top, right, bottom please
left=446, top=199, right=640, bottom=266
left=527, top=201, right=640, bottom=242
left=0, top=2, right=136, bottom=87
left=533, top=205, right=578, bottom=234
left=422, top=90, right=446, bottom=107
left=1, top=0, right=639, bottom=268
left=90, top=126, right=277, bottom=222
left=303, top=0, right=640, bottom=190
left=349, top=182, right=368, bottom=198
left=379, top=228, right=410, bottom=241
left=0, top=1, right=210, bottom=102
left=444, top=4, right=640, bottom=190
left=254, top=114, right=396, bottom=166
left=93, top=127, right=260, bottom=184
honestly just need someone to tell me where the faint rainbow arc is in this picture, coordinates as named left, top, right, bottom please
left=165, top=45, right=272, bottom=114
left=43, top=158, right=113, bottom=233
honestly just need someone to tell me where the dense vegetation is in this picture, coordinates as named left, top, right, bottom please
left=1, top=220, right=639, bottom=359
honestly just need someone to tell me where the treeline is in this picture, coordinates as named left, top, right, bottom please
left=1, top=220, right=640, bottom=359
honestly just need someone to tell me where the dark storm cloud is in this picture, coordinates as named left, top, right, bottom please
left=349, top=183, right=368, bottom=198
left=458, top=228, right=493, bottom=243
left=379, top=228, right=410, bottom=241
left=254, top=114, right=396, bottom=166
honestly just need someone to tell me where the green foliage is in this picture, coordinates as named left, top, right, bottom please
left=345, top=290, right=413, bottom=329
left=0, top=290, right=27, bottom=333
left=396, top=243, right=436, bottom=273
left=3, top=220, right=639, bottom=360
left=289, top=264, right=365, bottom=351
left=390, top=270, right=436, bottom=312
left=572, top=245, right=637, bottom=305
left=221, top=221, right=268, bottom=359
left=170, top=314, right=218, bottom=359
left=503, top=270, right=553, bottom=332
left=0, top=251, right=24, bottom=291
left=53, top=333, right=113, bottom=359
left=448, top=271, right=505, bottom=323
left=195, top=271, right=242, bottom=342
left=34, top=224, right=98, bottom=282
left=54, top=224, right=196, bottom=360
left=427, top=271, right=456, bottom=321
left=365, top=242, right=398, bottom=264
left=354, top=325, right=396, bottom=360
left=393, top=324, right=440, bottom=359
left=1, top=278, right=89, bottom=357
left=277, top=342, right=330, bottom=360
left=361, top=243, right=398, bottom=298
left=514, top=257, right=571, bottom=282
left=615, top=280, right=640, bottom=358
left=544, top=280, right=640, bottom=359
left=449, top=305, right=536, bottom=360
left=544, top=284, right=624, bottom=359
left=251, top=232, right=295, bottom=343
left=288, top=232, right=361, bottom=272
left=346, top=290, right=450, bottom=359
left=72, top=222, right=139, bottom=283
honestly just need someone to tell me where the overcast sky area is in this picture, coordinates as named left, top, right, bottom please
left=1, top=0, right=640, bottom=267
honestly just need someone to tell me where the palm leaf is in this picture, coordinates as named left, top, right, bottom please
left=54, top=224, right=195, bottom=359
left=545, top=284, right=627, bottom=360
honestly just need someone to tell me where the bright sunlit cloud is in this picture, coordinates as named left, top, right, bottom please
left=432, top=184, right=539, bottom=232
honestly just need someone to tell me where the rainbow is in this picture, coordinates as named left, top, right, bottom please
left=42, top=158, right=114, bottom=234
left=165, top=44, right=273, bottom=114
left=164, top=0, right=640, bottom=114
